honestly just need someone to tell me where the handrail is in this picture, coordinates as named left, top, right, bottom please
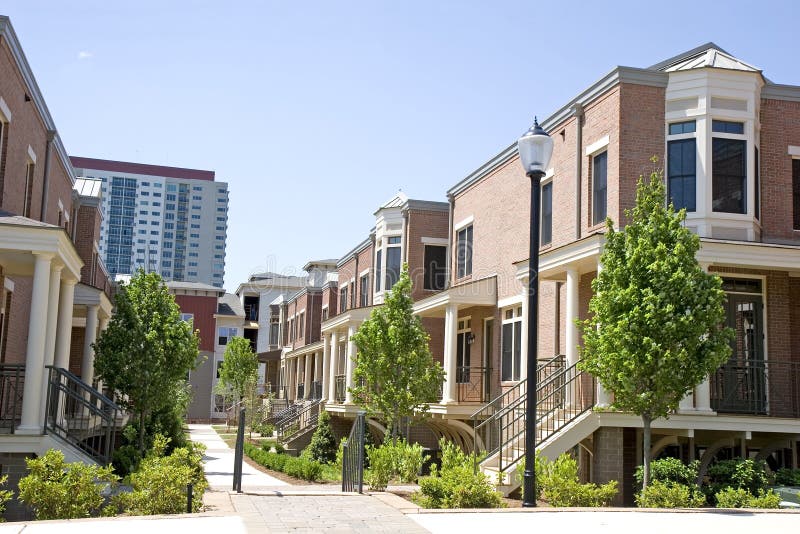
left=276, top=398, right=323, bottom=441
left=44, top=366, right=120, bottom=465
left=0, top=364, right=25, bottom=433
left=711, top=358, right=800, bottom=418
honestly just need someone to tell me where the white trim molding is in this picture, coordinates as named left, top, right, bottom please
left=27, top=145, right=37, bottom=164
left=789, top=145, right=800, bottom=157
left=454, top=215, right=474, bottom=231
left=585, top=135, right=610, bottom=156
left=0, top=97, right=11, bottom=122
left=421, top=237, right=449, bottom=245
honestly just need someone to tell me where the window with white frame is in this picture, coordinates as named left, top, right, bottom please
left=667, top=120, right=697, bottom=212
left=501, top=307, right=522, bottom=381
left=218, top=326, right=238, bottom=345
left=456, top=225, right=473, bottom=278
left=385, top=236, right=402, bottom=291
left=298, top=312, right=305, bottom=339
left=541, top=181, right=553, bottom=245
left=423, top=245, right=447, bottom=290
left=23, top=161, right=35, bottom=218
left=375, top=249, right=383, bottom=293
left=712, top=120, right=747, bottom=214
left=591, top=151, right=607, bottom=225
left=359, top=274, right=369, bottom=307
left=180, top=313, right=194, bottom=325
left=270, top=315, right=280, bottom=345
left=340, top=285, right=348, bottom=313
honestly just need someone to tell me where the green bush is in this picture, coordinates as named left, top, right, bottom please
left=635, top=458, right=699, bottom=488
left=775, top=467, right=800, bottom=486
left=18, top=449, right=118, bottom=520
left=413, top=439, right=504, bottom=509
left=389, top=439, right=426, bottom=483
left=114, top=435, right=208, bottom=515
left=307, top=411, right=338, bottom=464
left=541, top=455, right=617, bottom=507
left=244, top=442, right=322, bottom=481
left=706, top=459, right=770, bottom=497
left=252, top=421, right=275, bottom=437
left=636, top=480, right=706, bottom=508
left=715, top=487, right=781, bottom=509
left=365, top=445, right=393, bottom=491
left=515, top=452, right=548, bottom=502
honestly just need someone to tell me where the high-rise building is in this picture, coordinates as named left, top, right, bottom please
left=70, top=157, right=229, bottom=287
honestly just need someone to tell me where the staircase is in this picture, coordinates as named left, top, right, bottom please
left=471, top=359, right=596, bottom=494
left=276, top=398, right=323, bottom=453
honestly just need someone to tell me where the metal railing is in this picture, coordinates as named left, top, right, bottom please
left=44, top=366, right=120, bottom=465
left=0, top=364, right=24, bottom=433
left=711, top=359, right=800, bottom=418
left=297, top=383, right=305, bottom=400
left=455, top=366, right=496, bottom=403
left=342, top=411, right=366, bottom=493
left=310, top=381, right=323, bottom=400
left=335, top=375, right=346, bottom=403
left=472, top=360, right=594, bottom=475
left=276, top=398, right=322, bottom=441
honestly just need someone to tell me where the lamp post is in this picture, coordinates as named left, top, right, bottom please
left=517, top=117, right=553, bottom=507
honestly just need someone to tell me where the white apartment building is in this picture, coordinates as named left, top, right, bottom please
left=71, top=157, right=229, bottom=287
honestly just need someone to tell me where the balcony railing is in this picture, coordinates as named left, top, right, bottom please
left=455, top=366, right=496, bottom=403
left=296, top=383, right=305, bottom=401
left=335, top=375, right=346, bottom=403
left=710, top=359, right=800, bottom=418
left=0, top=364, right=24, bottom=433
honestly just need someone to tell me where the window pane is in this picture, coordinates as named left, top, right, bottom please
left=592, top=152, right=608, bottom=224
left=541, top=182, right=553, bottom=244
left=754, top=147, right=759, bottom=221
left=424, top=246, right=447, bottom=290
left=712, top=138, right=746, bottom=214
left=360, top=275, right=369, bottom=307
left=375, top=250, right=382, bottom=292
left=667, top=139, right=696, bottom=211
left=457, top=226, right=473, bottom=278
left=793, top=159, right=800, bottom=230
left=513, top=322, right=521, bottom=381
left=385, top=246, right=402, bottom=290
left=712, top=120, right=744, bottom=134
left=669, top=121, right=696, bottom=135
left=501, top=323, right=513, bottom=381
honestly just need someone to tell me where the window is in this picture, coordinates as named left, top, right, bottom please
left=501, top=307, right=523, bottom=381
left=668, top=120, right=696, bottom=135
left=385, top=238, right=402, bottom=291
left=456, top=225, right=473, bottom=278
left=668, top=139, right=696, bottom=211
left=541, top=181, right=553, bottom=245
left=322, top=306, right=329, bottom=321
left=269, top=316, right=280, bottom=345
left=793, top=159, right=800, bottom=230
left=592, top=151, right=607, bottom=225
left=359, top=274, right=369, bottom=307
left=340, top=285, right=348, bottom=313
left=712, top=138, right=746, bottom=213
left=423, top=246, right=447, bottom=290
left=180, top=313, right=193, bottom=325
left=298, top=312, right=305, bottom=338
left=23, top=163, right=35, bottom=218
left=712, top=120, right=744, bottom=134
left=375, top=249, right=382, bottom=292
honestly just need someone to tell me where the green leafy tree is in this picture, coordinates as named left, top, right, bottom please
left=306, top=410, right=338, bottom=463
left=578, top=168, right=733, bottom=490
left=94, top=270, right=200, bottom=455
left=216, top=336, right=259, bottom=401
left=350, top=265, right=445, bottom=437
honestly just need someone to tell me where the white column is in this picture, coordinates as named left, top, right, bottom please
left=19, top=252, right=54, bottom=433
left=344, top=325, right=356, bottom=404
left=304, top=352, right=312, bottom=399
left=565, top=268, right=580, bottom=367
left=442, top=303, right=458, bottom=404
left=295, top=356, right=302, bottom=400
left=82, top=304, right=99, bottom=387
left=43, top=263, right=63, bottom=368
left=285, top=360, right=294, bottom=400
left=54, top=279, right=76, bottom=369
left=328, top=331, right=338, bottom=403
left=321, top=334, right=331, bottom=401
left=695, top=378, right=713, bottom=413
left=595, top=259, right=612, bottom=407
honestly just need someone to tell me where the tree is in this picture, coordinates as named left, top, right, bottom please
left=94, top=270, right=200, bottom=455
left=307, top=410, right=338, bottom=463
left=350, top=264, right=445, bottom=437
left=578, top=168, right=733, bottom=490
left=216, top=336, right=259, bottom=401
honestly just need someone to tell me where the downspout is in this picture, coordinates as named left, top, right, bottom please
left=402, top=207, right=410, bottom=264
left=573, top=104, right=584, bottom=240
left=445, top=193, right=454, bottom=289
left=352, top=253, right=358, bottom=309
left=39, top=129, right=56, bottom=223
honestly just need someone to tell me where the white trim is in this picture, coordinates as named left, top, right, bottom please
left=544, top=167, right=555, bottom=179
left=0, top=97, right=10, bottom=122
left=454, top=215, right=474, bottom=231
left=359, top=268, right=370, bottom=277
left=497, top=294, right=523, bottom=309
left=421, top=237, right=449, bottom=245
left=585, top=135, right=610, bottom=156
left=4, top=277, right=14, bottom=292
left=789, top=145, right=800, bottom=157
left=27, top=145, right=37, bottom=164
left=57, top=199, right=63, bottom=211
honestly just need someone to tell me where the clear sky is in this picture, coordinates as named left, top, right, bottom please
left=3, top=1, right=798, bottom=291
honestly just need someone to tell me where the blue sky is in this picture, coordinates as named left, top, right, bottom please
left=3, top=1, right=798, bottom=291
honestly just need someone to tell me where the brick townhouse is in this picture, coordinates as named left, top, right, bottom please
left=410, top=43, right=800, bottom=504
left=0, top=16, right=121, bottom=518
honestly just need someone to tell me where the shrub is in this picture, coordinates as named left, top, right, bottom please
left=244, top=443, right=322, bottom=481
left=115, top=435, right=208, bottom=515
left=413, top=439, right=504, bottom=509
left=18, top=449, right=118, bottom=520
left=715, top=487, right=781, bottom=509
left=635, top=458, right=699, bottom=488
left=775, top=467, right=800, bottom=486
left=515, top=452, right=547, bottom=501
left=252, top=421, right=275, bottom=437
left=636, top=480, right=706, bottom=508
left=307, top=411, right=338, bottom=464
left=365, top=445, right=393, bottom=491
left=0, top=475, right=13, bottom=521
left=389, top=439, right=426, bottom=483
left=706, top=459, right=770, bottom=502
left=522, top=453, right=617, bottom=507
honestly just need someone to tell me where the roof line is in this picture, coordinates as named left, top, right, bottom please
left=647, top=42, right=730, bottom=71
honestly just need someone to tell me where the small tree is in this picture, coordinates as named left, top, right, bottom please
left=350, top=265, right=445, bottom=437
left=579, top=168, right=733, bottom=490
left=307, top=410, right=338, bottom=463
left=216, top=336, right=259, bottom=401
left=94, top=270, right=200, bottom=455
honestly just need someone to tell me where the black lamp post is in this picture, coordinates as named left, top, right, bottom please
left=517, top=117, right=553, bottom=507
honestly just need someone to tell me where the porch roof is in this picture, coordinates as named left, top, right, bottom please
left=413, top=275, right=497, bottom=318
left=0, top=211, right=83, bottom=281
left=321, top=306, right=374, bottom=332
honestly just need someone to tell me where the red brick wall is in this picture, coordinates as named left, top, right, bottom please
left=759, top=98, right=800, bottom=241
left=173, top=294, right=217, bottom=352
left=69, top=326, right=84, bottom=376
left=286, top=291, right=322, bottom=349
left=406, top=208, right=448, bottom=301
left=322, top=284, right=337, bottom=320
left=3, top=276, right=31, bottom=364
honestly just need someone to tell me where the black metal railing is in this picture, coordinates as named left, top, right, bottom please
left=44, top=366, right=120, bottom=465
left=711, top=359, right=800, bottom=418
left=455, top=366, right=496, bottom=403
left=297, top=383, right=305, bottom=400
left=0, top=364, right=24, bottom=433
left=269, top=401, right=300, bottom=425
left=335, top=374, right=346, bottom=403
left=276, top=398, right=322, bottom=441
left=342, top=411, right=366, bottom=493
left=472, top=360, right=594, bottom=475
left=310, top=381, right=323, bottom=400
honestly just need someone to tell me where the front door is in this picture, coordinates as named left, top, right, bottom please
left=714, top=289, right=766, bottom=414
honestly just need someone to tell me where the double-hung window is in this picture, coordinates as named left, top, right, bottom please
left=667, top=120, right=697, bottom=212
left=385, top=236, right=402, bottom=291
left=218, top=326, right=238, bottom=346
left=359, top=274, right=369, bottom=307
left=592, top=152, right=607, bottom=225
left=456, top=225, right=473, bottom=278
left=541, top=181, right=553, bottom=245
left=712, top=121, right=747, bottom=214
left=339, top=285, right=348, bottom=313
left=501, top=307, right=522, bottom=382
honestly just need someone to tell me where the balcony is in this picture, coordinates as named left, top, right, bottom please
left=710, top=359, right=800, bottom=418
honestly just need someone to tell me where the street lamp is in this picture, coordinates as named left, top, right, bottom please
left=517, top=117, right=553, bottom=507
